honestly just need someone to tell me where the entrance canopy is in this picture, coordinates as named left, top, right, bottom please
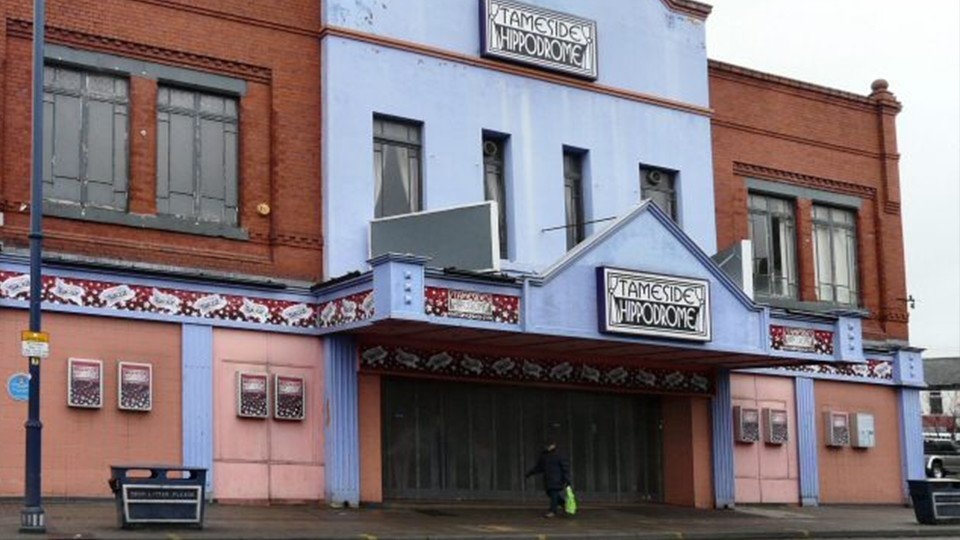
left=314, top=202, right=865, bottom=379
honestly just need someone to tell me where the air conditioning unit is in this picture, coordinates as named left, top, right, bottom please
left=824, top=410, right=850, bottom=447
left=762, top=408, right=789, bottom=445
left=733, top=406, right=760, bottom=443
left=850, top=412, right=875, bottom=448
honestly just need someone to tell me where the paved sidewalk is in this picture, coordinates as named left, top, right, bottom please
left=2, top=499, right=959, bottom=540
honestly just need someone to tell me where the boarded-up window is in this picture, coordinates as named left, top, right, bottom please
left=43, top=65, right=129, bottom=210
left=157, top=87, right=238, bottom=225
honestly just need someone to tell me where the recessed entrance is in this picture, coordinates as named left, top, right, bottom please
left=382, top=377, right=663, bottom=502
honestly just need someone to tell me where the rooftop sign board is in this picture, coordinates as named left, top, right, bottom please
left=597, top=267, right=711, bottom=342
left=481, top=0, right=598, bottom=80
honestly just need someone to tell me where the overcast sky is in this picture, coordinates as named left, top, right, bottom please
left=704, top=0, right=960, bottom=358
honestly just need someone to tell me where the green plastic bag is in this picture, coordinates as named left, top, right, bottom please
left=564, top=485, right=577, bottom=515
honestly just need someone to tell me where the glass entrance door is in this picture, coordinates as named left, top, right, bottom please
left=382, top=377, right=662, bottom=502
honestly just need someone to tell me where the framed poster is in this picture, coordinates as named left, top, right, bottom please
left=273, top=375, right=305, bottom=421
left=68, top=358, right=103, bottom=409
left=118, top=362, right=153, bottom=412
left=236, top=371, right=269, bottom=418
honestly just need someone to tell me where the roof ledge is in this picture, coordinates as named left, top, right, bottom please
left=660, top=0, right=712, bottom=20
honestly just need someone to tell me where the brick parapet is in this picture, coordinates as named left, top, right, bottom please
left=711, top=64, right=910, bottom=342
left=1, top=0, right=323, bottom=282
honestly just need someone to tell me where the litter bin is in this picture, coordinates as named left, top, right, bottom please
left=108, top=464, right=207, bottom=529
left=908, top=479, right=960, bottom=525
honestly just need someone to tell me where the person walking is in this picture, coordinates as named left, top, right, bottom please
left=525, top=440, right=571, bottom=517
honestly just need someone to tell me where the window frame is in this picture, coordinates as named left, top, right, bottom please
left=563, top=148, right=586, bottom=250
left=373, top=115, right=423, bottom=219
left=812, top=204, right=860, bottom=306
left=639, top=165, right=678, bottom=222
left=748, top=192, right=799, bottom=300
left=482, top=132, right=509, bottom=260
left=156, top=85, right=240, bottom=226
left=930, top=391, right=944, bottom=415
left=42, top=63, right=130, bottom=211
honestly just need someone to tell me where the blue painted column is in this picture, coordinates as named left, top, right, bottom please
left=182, top=324, right=214, bottom=495
left=711, top=369, right=735, bottom=509
left=795, top=377, right=819, bottom=506
left=894, top=347, right=925, bottom=503
left=324, top=335, right=360, bottom=507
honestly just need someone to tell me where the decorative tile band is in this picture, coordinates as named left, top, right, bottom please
left=774, top=359, right=893, bottom=381
left=358, top=344, right=713, bottom=395
left=318, top=290, right=374, bottom=328
left=770, top=325, right=834, bottom=355
left=424, top=286, right=520, bottom=324
left=0, top=271, right=317, bottom=328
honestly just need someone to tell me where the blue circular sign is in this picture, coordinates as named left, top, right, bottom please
left=7, top=373, right=31, bottom=402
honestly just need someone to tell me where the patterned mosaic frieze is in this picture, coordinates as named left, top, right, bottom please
left=424, top=287, right=520, bottom=324
left=0, top=271, right=316, bottom=328
left=769, top=325, right=834, bottom=355
left=775, top=359, right=894, bottom=381
left=317, top=290, right=374, bottom=328
left=359, top=344, right=713, bottom=394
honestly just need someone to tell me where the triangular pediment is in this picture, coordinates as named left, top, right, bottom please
left=525, top=201, right=766, bottom=354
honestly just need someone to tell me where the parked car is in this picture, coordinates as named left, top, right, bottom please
left=924, top=439, right=960, bottom=478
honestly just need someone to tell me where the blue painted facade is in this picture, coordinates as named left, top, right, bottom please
left=322, top=0, right=717, bottom=279
left=0, top=0, right=925, bottom=509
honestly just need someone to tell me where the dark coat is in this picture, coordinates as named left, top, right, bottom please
left=525, top=447, right=570, bottom=490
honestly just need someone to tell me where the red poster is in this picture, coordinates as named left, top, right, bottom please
left=68, top=358, right=103, bottom=409
left=237, top=372, right=269, bottom=418
left=274, top=375, right=305, bottom=421
left=118, top=362, right=152, bottom=412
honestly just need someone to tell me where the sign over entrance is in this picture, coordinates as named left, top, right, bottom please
left=597, top=267, right=711, bottom=342
left=481, top=0, right=598, bottom=80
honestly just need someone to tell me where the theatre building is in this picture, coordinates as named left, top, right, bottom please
left=317, top=0, right=922, bottom=508
left=0, top=0, right=923, bottom=509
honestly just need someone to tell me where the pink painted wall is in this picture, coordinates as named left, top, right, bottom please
left=815, top=381, right=903, bottom=504
left=662, top=396, right=713, bottom=508
left=0, top=310, right=181, bottom=497
left=212, top=329, right=323, bottom=503
left=731, top=374, right=799, bottom=504
left=358, top=373, right=382, bottom=503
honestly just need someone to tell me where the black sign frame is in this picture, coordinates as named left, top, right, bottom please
left=596, top=266, right=712, bottom=342
left=480, top=0, right=598, bottom=80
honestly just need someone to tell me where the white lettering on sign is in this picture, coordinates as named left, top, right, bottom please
left=281, top=303, right=312, bottom=325
left=241, top=376, right=266, bottom=393
left=52, top=278, right=85, bottom=305
left=122, top=367, right=150, bottom=384
left=783, top=328, right=816, bottom=350
left=150, top=288, right=181, bottom=313
left=73, top=365, right=100, bottom=381
left=100, top=284, right=136, bottom=307
left=1, top=274, right=31, bottom=297
left=278, top=379, right=302, bottom=395
left=448, top=290, right=494, bottom=319
left=241, top=298, right=270, bottom=323
left=599, top=267, right=711, bottom=341
left=483, top=0, right=597, bottom=79
left=193, top=294, right=227, bottom=316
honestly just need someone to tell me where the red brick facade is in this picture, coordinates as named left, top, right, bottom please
left=0, top=0, right=322, bottom=281
left=710, top=60, right=910, bottom=342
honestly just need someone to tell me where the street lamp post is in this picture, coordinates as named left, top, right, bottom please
left=20, top=0, right=46, bottom=533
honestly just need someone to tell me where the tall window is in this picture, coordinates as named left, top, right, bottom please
left=748, top=194, right=798, bottom=299
left=930, top=391, right=944, bottom=415
left=563, top=150, right=585, bottom=250
left=812, top=205, right=859, bottom=305
left=373, top=116, right=422, bottom=218
left=157, top=86, right=238, bottom=225
left=483, top=134, right=508, bottom=259
left=43, top=65, right=129, bottom=210
left=640, top=166, right=677, bottom=222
